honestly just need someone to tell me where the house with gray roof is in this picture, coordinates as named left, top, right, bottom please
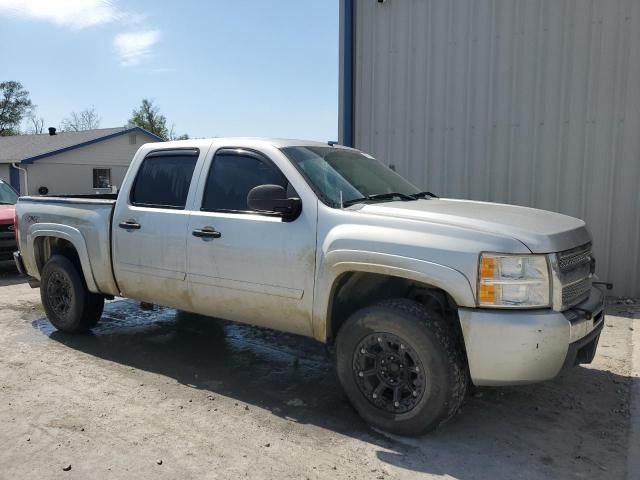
left=0, top=126, right=163, bottom=196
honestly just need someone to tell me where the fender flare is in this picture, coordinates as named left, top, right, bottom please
left=26, top=223, right=99, bottom=293
left=312, top=249, right=476, bottom=342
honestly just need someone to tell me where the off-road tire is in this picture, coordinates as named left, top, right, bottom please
left=40, top=254, right=104, bottom=333
left=335, top=298, right=468, bottom=436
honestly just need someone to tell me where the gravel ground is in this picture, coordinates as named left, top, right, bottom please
left=0, top=260, right=638, bottom=480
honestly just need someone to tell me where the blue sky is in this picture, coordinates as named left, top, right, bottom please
left=0, top=0, right=339, bottom=141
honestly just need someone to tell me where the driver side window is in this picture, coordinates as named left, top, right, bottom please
left=201, top=152, right=291, bottom=213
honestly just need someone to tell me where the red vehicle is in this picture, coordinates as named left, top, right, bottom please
left=0, top=179, right=19, bottom=262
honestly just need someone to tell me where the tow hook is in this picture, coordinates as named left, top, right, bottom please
left=593, top=281, right=613, bottom=290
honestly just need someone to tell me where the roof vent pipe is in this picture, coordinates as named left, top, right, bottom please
left=48, top=127, right=56, bottom=136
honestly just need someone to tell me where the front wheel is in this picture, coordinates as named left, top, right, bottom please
left=40, top=254, right=104, bottom=333
left=335, top=299, right=468, bottom=436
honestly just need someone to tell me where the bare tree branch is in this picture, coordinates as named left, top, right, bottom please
left=60, top=106, right=101, bottom=131
left=29, top=115, right=44, bottom=134
left=24, top=107, right=45, bottom=134
left=168, top=122, right=189, bottom=141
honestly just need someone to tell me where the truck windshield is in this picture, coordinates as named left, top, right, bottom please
left=281, top=146, right=421, bottom=208
left=0, top=182, right=18, bottom=205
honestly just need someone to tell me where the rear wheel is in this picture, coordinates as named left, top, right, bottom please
left=40, top=254, right=104, bottom=333
left=335, top=299, right=468, bottom=436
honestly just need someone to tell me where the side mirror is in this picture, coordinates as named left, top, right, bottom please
left=247, top=184, right=301, bottom=222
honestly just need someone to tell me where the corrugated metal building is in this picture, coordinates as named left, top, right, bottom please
left=339, top=0, right=640, bottom=297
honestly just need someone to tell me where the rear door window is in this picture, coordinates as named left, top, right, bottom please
left=131, top=150, right=198, bottom=209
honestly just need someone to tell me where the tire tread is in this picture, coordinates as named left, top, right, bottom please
left=40, top=254, right=104, bottom=333
left=335, top=297, right=469, bottom=435
left=376, top=298, right=468, bottom=428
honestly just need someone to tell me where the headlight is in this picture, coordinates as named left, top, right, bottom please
left=478, top=253, right=550, bottom=308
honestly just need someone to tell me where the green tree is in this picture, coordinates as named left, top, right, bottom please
left=128, top=98, right=169, bottom=139
left=0, top=81, right=33, bottom=136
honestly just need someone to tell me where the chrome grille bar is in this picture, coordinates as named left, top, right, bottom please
left=551, top=243, right=594, bottom=310
left=558, top=242, right=592, bottom=272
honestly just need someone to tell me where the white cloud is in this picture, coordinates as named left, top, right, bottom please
left=114, top=30, right=160, bottom=66
left=0, top=0, right=159, bottom=66
left=0, top=0, right=120, bottom=29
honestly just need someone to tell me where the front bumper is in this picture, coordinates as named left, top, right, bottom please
left=0, top=234, right=17, bottom=261
left=458, top=286, right=605, bottom=386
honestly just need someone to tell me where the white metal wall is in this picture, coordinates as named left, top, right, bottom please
left=347, top=0, right=640, bottom=297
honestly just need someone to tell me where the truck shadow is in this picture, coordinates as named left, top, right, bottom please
left=34, top=299, right=635, bottom=479
left=0, top=260, right=26, bottom=287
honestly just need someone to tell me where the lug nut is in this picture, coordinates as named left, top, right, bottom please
left=394, top=401, right=400, bottom=407
left=400, top=344, right=405, bottom=349
left=372, top=393, right=377, bottom=399
left=413, top=391, right=418, bottom=397
left=358, top=371, right=364, bottom=377
left=360, top=348, right=366, bottom=354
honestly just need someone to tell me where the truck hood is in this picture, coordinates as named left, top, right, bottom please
left=0, top=204, right=15, bottom=223
left=359, top=198, right=590, bottom=253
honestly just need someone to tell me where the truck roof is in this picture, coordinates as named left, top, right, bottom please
left=141, top=137, right=356, bottom=151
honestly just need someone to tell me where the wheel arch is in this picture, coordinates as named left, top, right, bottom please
left=27, top=225, right=98, bottom=292
left=325, top=271, right=463, bottom=343
left=313, top=251, right=476, bottom=344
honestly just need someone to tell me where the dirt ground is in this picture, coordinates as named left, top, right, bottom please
left=0, top=260, right=638, bottom=480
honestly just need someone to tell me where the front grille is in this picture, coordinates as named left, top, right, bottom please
left=0, top=223, right=17, bottom=256
left=558, top=243, right=592, bottom=272
left=562, top=277, right=592, bottom=306
left=556, top=243, right=593, bottom=308
left=0, top=230, right=17, bottom=260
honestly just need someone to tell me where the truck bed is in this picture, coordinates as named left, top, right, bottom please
left=16, top=195, right=119, bottom=296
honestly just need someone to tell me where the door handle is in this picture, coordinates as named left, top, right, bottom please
left=192, top=227, right=222, bottom=239
left=118, top=220, right=141, bottom=230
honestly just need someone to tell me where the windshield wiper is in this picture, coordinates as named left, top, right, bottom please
left=411, top=191, right=439, bottom=199
left=0, top=202, right=15, bottom=205
left=343, top=192, right=417, bottom=207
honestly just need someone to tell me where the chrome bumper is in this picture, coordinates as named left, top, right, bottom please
left=458, top=286, right=605, bottom=386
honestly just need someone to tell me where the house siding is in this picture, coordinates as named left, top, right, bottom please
left=342, top=0, right=640, bottom=297
left=23, top=132, right=158, bottom=196
left=0, top=164, right=9, bottom=185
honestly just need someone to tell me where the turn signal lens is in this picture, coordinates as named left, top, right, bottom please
left=480, top=256, right=496, bottom=278
left=478, top=283, right=497, bottom=304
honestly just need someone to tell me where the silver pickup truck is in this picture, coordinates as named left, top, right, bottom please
left=14, top=138, right=605, bottom=435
